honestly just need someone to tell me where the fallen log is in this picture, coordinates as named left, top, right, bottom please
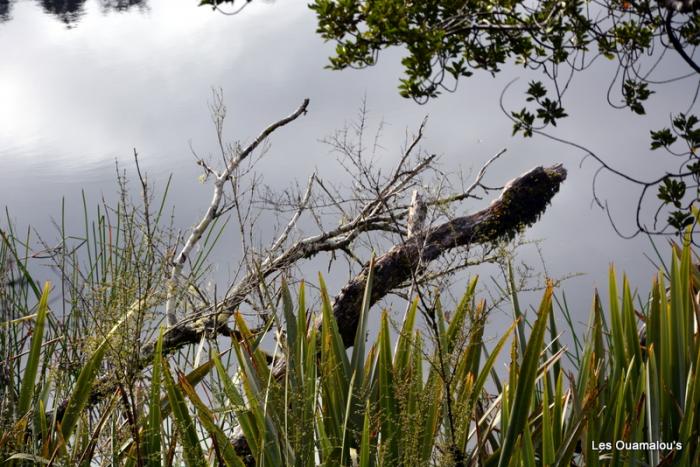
left=328, top=164, right=567, bottom=347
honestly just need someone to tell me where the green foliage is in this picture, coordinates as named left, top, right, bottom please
left=161, top=359, right=207, bottom=466
left=2, top=188, right=700, bottom=465
left=16, top=282, right=51, bottom=419
left=139, top=236, right=700, bottom=465
left=622, top=79, right=654, bottom=115
left=497, top=283, right=552, bottom=467
left=143, top=327, right=163, bottom=466
left=650, top=113, right=700, bottom=232
left=0, top=171, right=180, bottom=465
left=308, top=0, right=695, bottom=105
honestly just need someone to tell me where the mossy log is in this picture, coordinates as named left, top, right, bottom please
left=329, top=163, right=567, bottom=347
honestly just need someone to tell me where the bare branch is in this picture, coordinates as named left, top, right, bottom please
left=268, top=173, right=316, bottom=253
left=50, top=114, right=565, bottom=441
left=164, top=98, right=310, bottom=325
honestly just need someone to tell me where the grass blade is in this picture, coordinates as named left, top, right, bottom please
left=17, top=282, right=51, bottom=417
left=497, top=282, right=553, bottom=467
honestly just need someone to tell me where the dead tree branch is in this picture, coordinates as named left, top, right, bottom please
left=164, top=98, right=310, bottom=325
left=326, top=164, right=567, bottom=347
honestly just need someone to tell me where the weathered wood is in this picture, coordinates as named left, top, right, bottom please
left=329, top=164, right=567, bottom=347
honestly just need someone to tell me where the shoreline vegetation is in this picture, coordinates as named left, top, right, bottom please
left=1, top=151, right=698, bottom=464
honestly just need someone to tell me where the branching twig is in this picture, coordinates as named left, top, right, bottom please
left=164, top=98, right=310, bottom=325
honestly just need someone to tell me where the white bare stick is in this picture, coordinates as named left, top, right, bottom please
left=269, top=172, right=316, bottom=254
left=164, top=98, right=310, bottom=325
left=435, top=148, right=507, bottom=206
left=406, top=189, right=427, bottom=238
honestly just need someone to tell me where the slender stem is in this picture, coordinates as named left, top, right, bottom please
left=665, top=9, right=700, bottom=74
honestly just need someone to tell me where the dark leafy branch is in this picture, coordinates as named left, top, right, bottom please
left=506, top=83, right=699, bottom=239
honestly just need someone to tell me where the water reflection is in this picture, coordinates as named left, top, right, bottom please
left=98, top=0, right=147, bottom=12
left=0, top=0, right=147, bottom=25
left=0, top=1, right=10, bottom=22
left=39, top=0, right=87, bottom=24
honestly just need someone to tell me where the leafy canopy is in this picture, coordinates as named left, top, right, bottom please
left=310, top=0, right=698, bottom=104
left=308, top=0, right=699, bottom=237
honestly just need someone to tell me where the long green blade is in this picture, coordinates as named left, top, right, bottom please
left=17, top=282, right=51, bottom=417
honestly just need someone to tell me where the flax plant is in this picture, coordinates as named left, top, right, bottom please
left=2, top=195, right=699, bottom=466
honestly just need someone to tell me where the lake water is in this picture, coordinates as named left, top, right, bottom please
left=1, top=0, right=696, bottom=341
